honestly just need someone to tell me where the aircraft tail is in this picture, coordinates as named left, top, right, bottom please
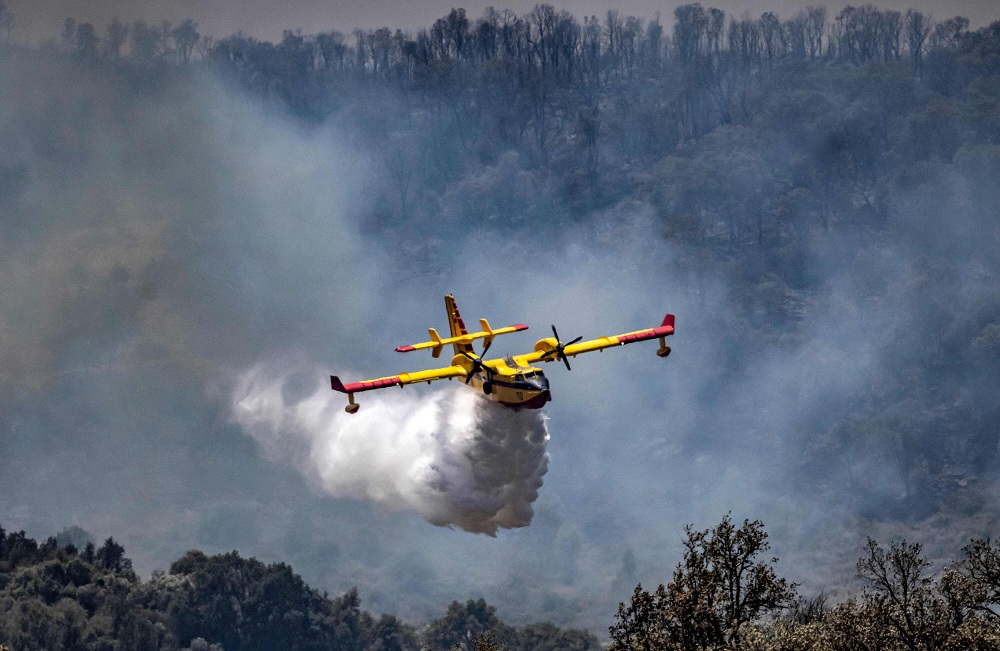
left=445, top=294, right=474, bottom=355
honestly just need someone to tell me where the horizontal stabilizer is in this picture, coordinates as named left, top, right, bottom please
left=396, top=323, right=528, bottom=353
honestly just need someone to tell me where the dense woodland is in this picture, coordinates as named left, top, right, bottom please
left=0, top=525, right=600, bottom=650
left=5, top=518, right=1000, bottom=650
left=3, top=0, right=1000, bottom=647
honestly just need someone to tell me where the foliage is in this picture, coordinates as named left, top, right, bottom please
left=5, top=521, right=1000, bottom=650
left=474, top=630, right=502, bottom=651
left=424, top=599, right=514, bottom=651
left=610, top=514, right=796, bottom=650
left=515, top=622, right=601, bottom=651
left=0, top=526, right=599, bottom=650
left=606, top=520, right=1000, bottom=650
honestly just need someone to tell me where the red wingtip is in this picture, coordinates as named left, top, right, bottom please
left=395, top=345, right=416, bottom=352
left=330, top=376, right=347, bottom=393
left=661, top=314, right=675, bottom=329
left=513, top=324, right=529, bottom=331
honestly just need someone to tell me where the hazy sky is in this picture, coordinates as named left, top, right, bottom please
left=7, top=0, right=997, bottom=43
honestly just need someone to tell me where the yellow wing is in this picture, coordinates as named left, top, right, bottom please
left=330, top=354, right=478, bottom=413
left=331, top=364, right=467, bottom=395
left=513, top=314, right=675, bottom=367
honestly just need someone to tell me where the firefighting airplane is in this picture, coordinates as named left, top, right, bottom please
left=330, top=295, right=675, bottom=413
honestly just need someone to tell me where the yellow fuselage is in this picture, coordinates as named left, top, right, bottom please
left=463, top=359, right=551, bottom=410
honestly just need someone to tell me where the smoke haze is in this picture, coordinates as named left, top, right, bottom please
left=2, top=6, right=1000, bottom=635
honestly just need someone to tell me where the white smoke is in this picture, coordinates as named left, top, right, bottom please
left=232, top=360, right=550, bottom=535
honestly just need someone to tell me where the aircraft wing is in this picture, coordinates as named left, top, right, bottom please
left=514, top=314, right=675, bottom=366
left=331, top=365, right=467, bottom=394
left=564, top=314, right=675, bottom=356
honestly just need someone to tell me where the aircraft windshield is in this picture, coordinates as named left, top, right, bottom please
left=511, top=370, right=543, bottom=386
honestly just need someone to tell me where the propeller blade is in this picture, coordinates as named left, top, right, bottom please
left=460, top=348, right=492, bottom=383
left=461, top=352, right=478, bottom=383
left=551, top=325, right=560, bottom=341
left=563, top=356, right=572, bottom=371
left=482, top=338, right=492, bottom=357
left=568, top=336, right=583, bottom=345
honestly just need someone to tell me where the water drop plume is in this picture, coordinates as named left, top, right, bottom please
left=233, top=360, right=550, bottom=535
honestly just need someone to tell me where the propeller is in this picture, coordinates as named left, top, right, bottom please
left=460, top=337, right=494, bottom=384
left=541, top=325, right=582, bottom=371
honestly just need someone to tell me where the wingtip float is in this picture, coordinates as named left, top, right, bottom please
left=331, top=294, right=675, bottom=414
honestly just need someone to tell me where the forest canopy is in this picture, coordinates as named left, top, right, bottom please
left=0, top=524, right=600, bottom=650
left=5, top=519, right=1000, bottom=649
